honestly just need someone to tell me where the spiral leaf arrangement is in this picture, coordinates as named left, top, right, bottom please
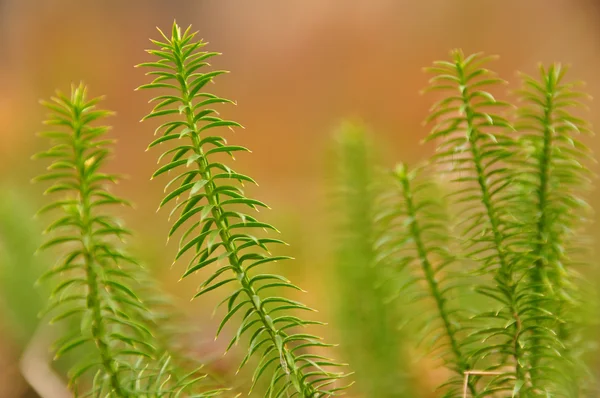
left=422, top=51, right=537, bottom=396
left=27, top=25, right=598, bottom=398
left=136, top=22, right=349, bottom=398
left=368, top=51, right=596, bottom=397
left=34, top=84, right=224, bottom=397
left=377, top=162, right=476, bottom=397
left=514, top=63, right=595, bottom=394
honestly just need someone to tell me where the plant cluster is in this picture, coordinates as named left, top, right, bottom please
left=330, top=51, right=596, bottom=397
left=30, top=21, right=597, bottom=398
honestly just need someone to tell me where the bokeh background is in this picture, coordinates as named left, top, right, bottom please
left=2, top=1, right=600, bottom=397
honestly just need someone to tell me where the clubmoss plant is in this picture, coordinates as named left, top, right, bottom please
left=513, top=63, right=595, bottom=394
left=34, top=83, right=225, bottom=397
left=136, top=22, right=350, bottom=398
left=422, top=51, right=535, bottom=396
left=25, top=26, right=599, bottom=397
left=381, top=162, right=476, bottom=397
left=331, top=122, right=416, bottom=398
left=372, top=51, right=596, bottom=397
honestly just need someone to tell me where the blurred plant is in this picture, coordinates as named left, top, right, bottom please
left=398, top=50, right=596, bottom=397
left=0, top=187, right=47, bottom=348
left=512, top=63, right=596, bottom=394
left=136, top=22, right=350, bottom=398
left=34, top=83, right=226, bottom=397
left=325, top=52, right=597, bottom=398
left=421, top=51, right=532, bottom=396
left=330, top=123, right=416, bottom=398
left=378, top=162, right=476, bottom=397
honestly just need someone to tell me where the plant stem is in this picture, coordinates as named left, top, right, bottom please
left=528, top=75, right=554, bottom=382
left=456, top=62, right=526, bottom=395
left=174, top=55, right=316, bottom=397
left=72, top=102, right=127, bottom=397
left=399, top=171, right=478, bottom=397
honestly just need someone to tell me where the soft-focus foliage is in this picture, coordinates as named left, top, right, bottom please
left=513, top=64, right=596, bottom=395
left=34, top=84, right=224, bottom=397
left=331, top=123, right=415, bottom=398
left=0, top=189, right=47, bottom=347
left=400, top=51, right=597, bottom=397
left=377, top=162, right=476, bottom=397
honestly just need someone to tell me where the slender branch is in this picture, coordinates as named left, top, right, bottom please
left=167, top=32, right=319, bottom=397
left=397, top=168, right=477, bottom=397
left=455, top=61, right=526, bottom=393
left=71, top=102, right=128, bottom=397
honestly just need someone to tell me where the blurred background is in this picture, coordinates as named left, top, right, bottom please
left=2, top=1, right=600, bottom=397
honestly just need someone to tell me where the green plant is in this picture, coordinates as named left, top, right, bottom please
left=136, top=22, right=350, bottom=398
left=422, top=51, right=533, bottom=396
left=330, top=123, right=416, bottom=398
left=0, top=188, right=47, bottom=348
left=325, top=52, right=597, bottom=397
left=383, top=162, right=476, bottom=397
left=34, top=84, right=225, bottom=397
left=24, top=20, right=598, bottom=398
left=397, top=51, right=595, bottom=396
left=512, top=63, right=594, bottom=394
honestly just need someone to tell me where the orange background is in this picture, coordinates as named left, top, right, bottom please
left=2, top=1, right=600, bottom=396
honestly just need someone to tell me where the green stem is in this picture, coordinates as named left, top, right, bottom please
left=399, top=172, right=477, bottom=397
left=174, top=52, right=316, bottom=397
left=456, top=63, right=526, bottom=394
left=529, top=79, right=554, bottom=382
left=73, top=106, right=128, bottom=397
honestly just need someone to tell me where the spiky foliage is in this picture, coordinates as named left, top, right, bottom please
left=331, top=123, right=415, bottom=398
left=514, top=63, right=595, bottom=395
left=34, top=84, right=224, bottom=397
left=423, top=50, right=544, bottom=396
left=136, top=22, right=349, bottom=397
left=378, top=162, right=476, bottom=397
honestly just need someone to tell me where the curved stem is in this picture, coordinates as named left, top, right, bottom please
left=174, top=56, right=315, bottom=397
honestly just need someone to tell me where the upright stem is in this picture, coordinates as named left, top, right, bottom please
left=529, top=80, right=554, bottom=380
left=399, top=172, right=477, bottom=397
left=174, top=53, right=315, bottom=397
left=456, top=63, right=526, bottom=393
left=73, top=106, right=127, bottom=397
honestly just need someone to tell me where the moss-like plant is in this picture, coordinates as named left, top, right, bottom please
left=513, top=63, right=594, bottom=394
left=373, top=51, right=597, bottom=397
left=136, top=23, right=349, bottom=398
left=34, top=83, right=225, bottom=397
left=330, top=122, right=416, bottom=398
left=422, top=51, right=535, bottom=396
left=24, top=23, right=598, bottom=397
left=382, top=162, right=476, bottom=397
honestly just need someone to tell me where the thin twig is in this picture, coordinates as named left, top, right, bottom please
left=463, top=371, right=502, bottom=398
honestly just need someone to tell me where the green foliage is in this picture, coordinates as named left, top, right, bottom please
left=19, top=21, right=598, bottom=398
left=385, top=50, right=597, bottom=397
left=513, top=63, right=595, bottom=394
left=379, top=162, right=476, bottom=397
left=34, top=83, right=224, bottom=397
left=0, top=188, right=47, bottom=347
left=137, top=22, right=350, bottom=398
left=331, top=123, right=415, bottom=398
left=423, top=51, right=535, bottom=396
